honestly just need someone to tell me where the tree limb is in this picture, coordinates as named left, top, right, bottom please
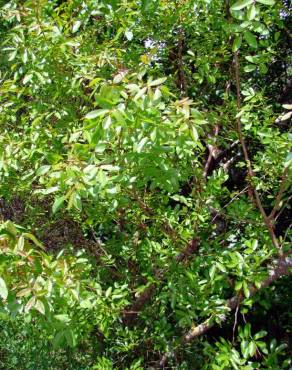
left=122, top=238, right=199, bottom=325
left=158, top=255, right=292, bottom=367
left=233, top=52, right=281, bottom=252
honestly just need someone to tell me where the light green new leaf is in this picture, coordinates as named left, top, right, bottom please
left=190, top=126, right=199, bottom=141
left=137, top=137, right=148, bottom=153
left=23, top=74, right=33, bottom=85
left=231, top=0, right=253, bottom=11
left=0, top=277, right=8, bottom=300
left=85, top=109, right=109, bottom=119
left=256, top=0, right=275, bottom=5
left=243, top=281, right=250, bottom=298
left=280, top=111, right=292, bottom=121
left=37, top=165, right=51, bottom=176
left=148, top=77, right=167, bottom=87
left=247, top=4, right=257, bottom=20
left=72, top=20, right=81, bottom=33
left=283, top=104, right=292, bottom=110
left=35, top=300, right=45, bottom=315
left=134, top=87, right=147, bottom=101
left=244, top=64, right=256, bottom=72
left=125, top=30, right=133, bottom=41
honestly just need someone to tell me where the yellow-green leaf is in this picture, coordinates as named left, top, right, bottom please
left=231, top=0, right=253, bottom=11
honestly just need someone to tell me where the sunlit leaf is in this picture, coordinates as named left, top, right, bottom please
left=231, top=0, right=253, bottom=11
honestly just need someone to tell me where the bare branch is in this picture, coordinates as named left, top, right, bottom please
left=203, top=125, right=219, bottom=178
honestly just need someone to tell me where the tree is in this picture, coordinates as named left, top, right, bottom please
left=0, top=0, right=291, bottom=368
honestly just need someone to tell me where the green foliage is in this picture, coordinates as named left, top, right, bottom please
left=0, top=0, right=291, bottom=368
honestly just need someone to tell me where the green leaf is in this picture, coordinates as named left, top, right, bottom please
left=37, top=165, right=51, bottom=176
left=16, top=288, right=32, bottom=297
left=243, top=281, right=250, bottom=298
left=72, top=20, right=81, bottom=33
left=231, top=0, right=253, bottom=11
left=72, top=193, right=82, bottom=211
left=137, top=137, right=148, bottom=153
left=53, top=331, right=64, bottom=349
left=35, top=300, right=45, bottom=315
left=52, top=196, right=65, bottom=214
left=125, top=30, right=133, bottom=41
left=25, top=296, right=36, bottom=312
left=16, top=235, right=24, bottom=251
left=259, top=63, right=268, bottom=74
left=244, top=31, right=258, bottom=48
left=235, top=281, right=243, bottom=291
left=232, top=35, right=242, bottom=52
left=148, top=77, right=167, bottom=87
left=190, top=126, right=199, bottom=141
left=141, top=0, right=152, bottom=11
left=244, top=64, right=256, bottom=72
left=65, top=329, right=76, bottom=347
left=256, top=0, right=275, bottom=5
left=22, top=49, right=28, bottom=64
left=280, top=111, right=292, bottom=121
left=0, top=277, right=8, bottom=300
left=283, top=104, right=292, bottom=110
left=248, top=341, right=257, bottom=357
left=247, top=4, right=257, bottom=20
left=23, top=74, right=33, bottom=85
left=134, top=87, right=147, bottom=101
left=284, top=152, right=292, bottom=168
left=85, top=109, right=109, bottom=120
left=254, top=330, right=267, bottom=340
left=244, top=323, right=251, bottom=337
left=209, top=265, right=216, bottom=280
left=55, top=314, right=71, bottom=323
left=23, top=233, right=44, bottom=248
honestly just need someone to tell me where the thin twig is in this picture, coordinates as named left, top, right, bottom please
left=177, top=26, right=187, bottom=96
left=203, top=125, right=219, bottom=178
left=275, top=195, right=292, bottom=222
left=232, top=300, right=240, bottom=344
left=268, top=167, right=289, bottom=220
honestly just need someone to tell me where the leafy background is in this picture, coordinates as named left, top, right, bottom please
left=0, top=0, right=291, bottom=368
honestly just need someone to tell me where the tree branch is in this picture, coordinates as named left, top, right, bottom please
left=122, top=238, right=199, bottom=325
left=158, top=255, right=292, bottom=367
left=203, top=125, right=219, bottom=178
left=268, top=166, right=289, bottom=221
left=233, top=52, right=281, bottom=252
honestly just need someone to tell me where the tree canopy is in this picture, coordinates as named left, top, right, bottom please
left=0, top=0, right=291, bottom=368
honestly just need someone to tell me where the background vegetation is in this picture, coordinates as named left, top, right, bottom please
left=0, top=0, right=291, bottom=368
